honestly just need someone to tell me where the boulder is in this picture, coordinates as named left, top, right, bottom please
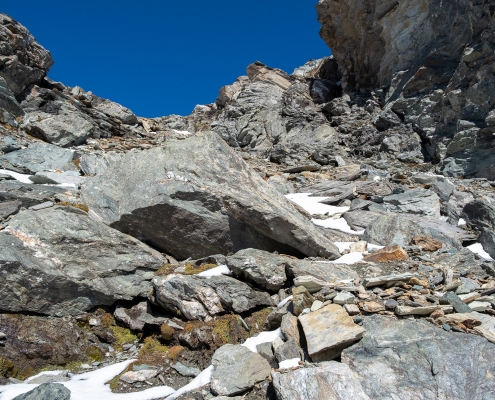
left=114, top=301, right=175, bottom=332
left=211, top=344, right=271, bottom=396
left=0, top=180, right=74, bottom=209
left=382, top=188, right=441, bottom=218
left=275, top=339, right=303, bottom=363
left=272, top=361, right=370, bottom=400
left=29, top=170, right=84, bottom=186
left=12, top=383, right=70, bottom=400
left=362, top=245, right=408, bottom=263
left=152, top=274, right=272, bottom=320
left=225, top=248, right=288, bottom=291
left=81, top=131, right=340, bottom=260
left=462, top=200, right=495, bottom=258
left=342, top=315, right=495, bottom=400
left=281, top=313, right=300, bottom=344
left=0, top=206, right=165, bottom=316
left=298, top=304, right=365, bottom=361
left=92, top=98, right=138, bottom=125
left=0, top=14, right=53, bottom=97
left=0, top=142, right=76, bottom=174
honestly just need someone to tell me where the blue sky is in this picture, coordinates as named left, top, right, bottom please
left=4, top=1, right=330, bottom=117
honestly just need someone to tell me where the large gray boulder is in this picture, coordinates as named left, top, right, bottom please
left=13, top=383, right=70, bottom=400
left=0, top=141, right=76, bottom=174
left=211, top=344, right=271, bottom=396
left=0, top=206, right=165, bottom=316
left=342, top=315, right=495, bottom=400
left=81, top=131, right=340, bottom=260
left=0, top=13, right=53, bottom=97
left=382, top=188, right=441, bottom=218
left=272, top=361, right=370, bottom=400
left=152, top=273, right=272, bottom=320
left=462, top=200, right=495, bottom=258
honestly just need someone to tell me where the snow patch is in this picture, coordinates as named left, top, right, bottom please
left=458, top=218, right=466, bottom=226
left=197, top=265, right=232, bottom=277
left=278, top=358, right=301, bottom=369
left=467, top=243, right=494, bottom=261
left=329, top=252, right=365, bottom=264
left=165, top=366, right=214, bottom=400
left=277, top=295, right=293, bottom=308
left=173, top=130, right=192, bottom=136
left=242, top=329, right=283, bottom=353
left=312, top=218, right=364, bottom=235
left=0, top=169, right=33, bottom=184
left=285, top=193, right=348, bottom=216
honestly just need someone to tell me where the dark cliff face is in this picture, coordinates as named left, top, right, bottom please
left=316, top=0, right=495, bottom=179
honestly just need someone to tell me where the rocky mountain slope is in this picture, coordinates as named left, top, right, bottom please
left=0, top=1, right=495, bottom=399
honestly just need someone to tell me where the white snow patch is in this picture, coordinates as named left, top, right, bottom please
left=197, top=265, right=232, bottom=277
left=285, top=193, right=349, bottom=216
left=368, top=244, right=385, bottom=251
left=0, top=360, right=176, bottom=400
left=242, top=329, right=283, bottom=353
left=277, top=295, right=293, bottom=308
left=165, top=366, right=214, bottom=400
left=458, top=218, right=467, bottom=226
left=329, top=252, right=365, bottom=264
left=278, top=358, right=301, bottom=370
left=312, top=218, right=364, bottom=235
left=0, top=169, right=33, bottom=184
left=173, top=129, right=192, bottom=136
left=467, top=243, right=494, bottom=261
left=334, top=242, right=353, bottom=253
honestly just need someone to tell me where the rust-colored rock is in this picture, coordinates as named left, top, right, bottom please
left=363, top=245, right=409, bottom=263
left=411, top=235, right=443, bottom=252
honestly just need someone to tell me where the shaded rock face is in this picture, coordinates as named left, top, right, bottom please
left=463, top=199, right=495, bottom=258
left=0, top=13, right=53, bottom=97
left=0, top=206, right=165, bottom=316
left=317, top=0, right=495, bottom=178
left=0, top=314, right=95, bottom=379
left=81, top=131, right=340, bottom=260
left=342, top=315, right=495, bottom=400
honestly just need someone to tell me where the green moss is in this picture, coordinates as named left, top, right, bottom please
left=160, top=324, right=175, bottom=341
left=111, top=326, right=137, bottom=348
left=85, top=346, right=104, bottom=362
left=245, top=307, right=272, bottom=334
left=212, top=314, right=247, bottom=345
left=0, top=357, right=18, bottom=378
left=107, top=374, right=122, bottom=391
left=137, top=337, right=169, bottom=366
left=184, top=263, right=217, bottom=275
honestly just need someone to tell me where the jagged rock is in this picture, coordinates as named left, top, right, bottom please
left=0, top=180, right=74, bottom=209
left=275, top=339, right=303, bottom=363
left=81, top=131, right=340, bottom=260
left=120, top=369, right=158, bottom=383
left=342, top=315, right=495, bottom=400
left=0, top=206, right=165, bottom=316
left=0, top=77, right=22, bottom=125
left=292, top=286, right=314, bottom=316
left=286, top=259, right=358, bottom=283
left=30, top=170, right=84, bottom=186
left=225, top=248, right=288, bottom=291
left=462, top=200, right=495, bottom=258
left=272, top=361, right=370, bottom=400
left=211, top=344, right=271, bottom=396
left=0, top=142, right=76, bottom=174
left=411, top=235, right=443, bottom=252
left=20, top=86, right=100, bottom=147
left=440, top=292, right=473, bottom=314
left=12, top=383, right=70, bottom=400
left=0, top=14, right=53, bottom=97
left=281, top=313, right=300, bottom=344
left=0, top=199, right=20, bottom=220
left=152, top=274, right=272, bottom=320
left=298, top=304, right=365, bottom=361
left=362, top=245, right=408, bottom=263
left=382, top=188, right=441, bottom=218
left=114, top=301, right=174, bottom=332
left=363, top=214, right=466, bottom=249
left=92, top=98, right=138, bottom=125
left=0, top=314, right=97, bottom=379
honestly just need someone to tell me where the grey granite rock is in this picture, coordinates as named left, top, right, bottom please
left=382, top=188, right=441, bottom=218
left=81, top=131, right=340, bottom=260
left=12, top=383, right=70, bottom=400
left=272, top=361, right=370, bottom=400
left=0, top=206, right=165, bottom=316
left=342, top=315, right=495, bottom=400
left=211, top=344, right=271, bottom=396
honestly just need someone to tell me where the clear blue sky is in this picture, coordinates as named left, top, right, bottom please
left=3, top=1, right=330, bottom=117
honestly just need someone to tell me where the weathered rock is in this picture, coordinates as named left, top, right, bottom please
left=382, top=189, right=441, bottom=218
left=81, top=131, right=340, bottom=260
left=440, top=291, right=473, bottom=314
left=0, top=314, right=98, bottom=379
left=0, top=77, right=22, bottom=125
left=394, top=305, right=445, bottom=316
left=298, top=304, right=365, bottom=361
left=0, top=142, right=76, bottom=174
left=462, top=200, right=495, bottom=258
left=272, top=361, right=370, bottom=400
left=12, top=383, right=70, bottom=400
left=362, top=273, right=416, bottom=288
left=281, top=313, right=300, bottom=344
left=30, top=170, right=83, bottom=186
left=225, top=248, right=288, bottom=291
left=171, top=362, right=201, bottom=377
left=286, top=259, right=358, bottom=283
left=0, top=180, right=73, bottom=209
left=211, top=344, right=271, bottom=396
left=92, top=98, right=138, bottom=125
left=114, top=301, right=173, bottom=332
left=292, top=286, right=314, bottom=316
left=0, top=14, right=53, bottom=97
left=362, top=245, right=408, bottom=263
left=411, top=235, right=443, bottom=252
left=0, top=206, right=165, bottom=316
left=333, top=292, right=356, bottom=305
left=293, top=275, right=329, bottom=294
left=342, top=315, right=495, bottom=399
left=275, top=339, right=303, bottom=363
left=152, top=274, right=272, bottom=320
left=120, top=368, right=158, bottom=383
left=0, top=199, right=20, bottom=220
left=256, top=342, right=274, bottom=361
left=363, top=214, right=466, bottom=249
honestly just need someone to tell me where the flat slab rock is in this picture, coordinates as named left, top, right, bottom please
left=272, top=361, right=370, bottom=400
left=211, top=344, right=271, bottom=396
left=152, top=273, right=272, bottom=320
left=342, top=315, right=495, bottom=400
left=0, top=206, right=165, bottom=316
left=81, top=131, right=340, bottom=260
left=299, top=304, right=365, bottom=361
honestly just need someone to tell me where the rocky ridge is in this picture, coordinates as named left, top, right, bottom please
left=0, top=2, right=494, bottom=400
